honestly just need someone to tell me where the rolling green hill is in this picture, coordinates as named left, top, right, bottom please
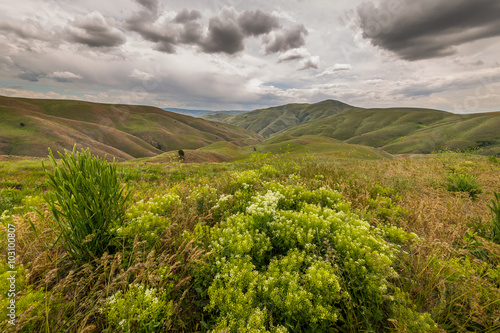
left=0, top=95, right=261, bottom=160
left=204, top=99, right=360, bottom=137
left=205, top=100, right=500, bottom=155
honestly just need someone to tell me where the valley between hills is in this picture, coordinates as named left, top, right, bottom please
left=1, top=95, right=499, bottom=162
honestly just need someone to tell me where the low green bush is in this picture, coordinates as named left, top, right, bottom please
left=204, top=183, right=435, bottom=332
left=44, top=147, right=129, bottom=263
left=102, top=284, right=171, bottom=332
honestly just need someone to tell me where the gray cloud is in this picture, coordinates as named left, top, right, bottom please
left=126, top=7, right=285, bottom=55
left=16, top=72, right=44, bottom=82
left=238, top=10, right=280, bottom=36
left=201, top=8, right=245, bottom=54
left=66, top=12, right=126, bottom=47
left=126, top=9, right=178, bottom=53
left=136, top=0, right=159, bottom=12
left=0, top=18, right=54, bottom=41
left=175, top=10, right=204, bottom=44
left=358, top=0, right=500, bottom=61
left=174, top=9, right=202, bottom=23
left=264, top=24, right=308, bottom=53
left=277, top=48, right=319, bottom=70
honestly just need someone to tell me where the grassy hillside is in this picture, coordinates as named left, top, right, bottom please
left=205, top=100, right=500, bottom=155
left=131, top=134, right=393, bottom=167
left=284, top=108, right=500, bottom=154
left=204, top=99, right=359, bottom=138
left=0, top=95, right=261, bottom=160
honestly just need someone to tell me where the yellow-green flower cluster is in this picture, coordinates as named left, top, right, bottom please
left=112, top=193, right=179, bottom=241
left=103, top=284, right=171, bottom=333
left=207, top=183, right=434, bottom=332
left=229, top=169, right=262, bottom=191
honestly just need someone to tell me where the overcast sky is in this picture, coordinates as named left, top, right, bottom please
left=1, top=0, right=499, bottom=112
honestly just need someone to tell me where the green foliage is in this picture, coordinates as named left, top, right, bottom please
left=488, top=155, right=499, bottom=164
left=44, top=147, right=129, bottom=262
left=0, top=264, right=47, bottom=331
left=366, top=184, right=409, bottom=223
left=102, top=284, right=171, bottom=332
left=444, top=167, right=482, bottom=200
left=0, top=188, right=24, bottom=215
left=112, top=192, right=180, bottom=245
left=206, top=184, right=435, bottom=332
left=488, top=191, right=500, bottom=244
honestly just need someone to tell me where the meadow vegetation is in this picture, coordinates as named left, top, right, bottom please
left=1, top=148, right=500, bottom=332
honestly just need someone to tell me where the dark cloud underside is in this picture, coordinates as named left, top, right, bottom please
left=358, top=0, right=500, bottom=60
left=264, top=24, right=308, bottom=54
left=238, top=10, right=280, bottom=36
left=16, top=72, right=44, bottom=82
left=126, top=6, right=286, bottom=55
left=201, top=8, right=245, bottom=54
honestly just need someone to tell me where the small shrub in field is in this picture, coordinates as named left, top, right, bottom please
left=112, top=193, right=180, bottom=244
left=44, top=147, right=129, bottom=262
left=102, top=284, right=171, bottom=332
left=205, top=184, right=435, bottom=332
left=488, top=155, right=499, bottom=164
left=488, top=191, right=500, bottom=244
left=445, top=171, right=482, bottom=200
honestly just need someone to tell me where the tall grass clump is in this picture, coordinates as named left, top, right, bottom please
left=445, top=170, right=482, bottom=200
left=488, top=191, right=500, bottom=244
left=43, top=147, right=129, bottom=263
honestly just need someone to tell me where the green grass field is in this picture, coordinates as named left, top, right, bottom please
left=1, top=147, right=500, bottom=332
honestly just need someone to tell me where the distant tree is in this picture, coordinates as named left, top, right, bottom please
left=178, top=149, right=185, bottom=160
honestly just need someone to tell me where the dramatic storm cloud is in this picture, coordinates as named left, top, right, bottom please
left=357, top=0, right=500, bottom=60
left=0, top=0, right=499, bottom=112
left=201, top=7, right=245, bottom=54
left=238, top=10, right=280, bottom=36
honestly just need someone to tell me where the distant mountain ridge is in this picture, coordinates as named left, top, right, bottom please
left=204, top=99, right=500, bottom=155
left=163, top=107, right=249, bottom=118
left=0, top=95, right=261, bottom=160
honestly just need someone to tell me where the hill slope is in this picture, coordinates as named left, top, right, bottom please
left=283, top=107, right=500, bottom=154
left=0, top=96, right=261, bottom=160
left=206, top=100, right=500, bottom=155
left=204, top=100, right=359, bottom=137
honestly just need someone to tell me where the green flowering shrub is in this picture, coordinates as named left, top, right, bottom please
left=102, top=284, right=171, bottom=333
left=190, top=184, right=218, bottom=214
left=206, top=184, right=436, bottom=332
left=227, top=170, right=262, bottom=192
left=112, top=193, right=180, bottom=243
